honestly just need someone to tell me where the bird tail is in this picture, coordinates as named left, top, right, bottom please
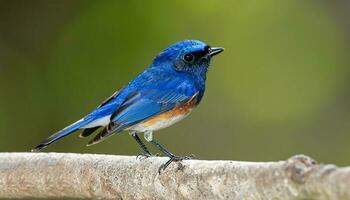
left=32, top=117, right=95, bottom=151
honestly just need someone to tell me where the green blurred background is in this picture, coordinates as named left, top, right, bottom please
left=1, top=0, right=349, bottom=166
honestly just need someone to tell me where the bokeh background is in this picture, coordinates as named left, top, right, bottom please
left=1, top=0, right=350, bottom=166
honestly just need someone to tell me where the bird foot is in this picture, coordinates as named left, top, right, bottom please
left=136, top=152, right=160, bottom=160
left=136, top=152, right=153, bottom=160
left=158, top=154, right=193, bottom=174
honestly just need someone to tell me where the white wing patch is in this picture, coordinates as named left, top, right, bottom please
left=81, top=115, right=111, bottom=128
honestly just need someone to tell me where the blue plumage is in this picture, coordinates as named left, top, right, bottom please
left=33, top=40, right=223, bottom=171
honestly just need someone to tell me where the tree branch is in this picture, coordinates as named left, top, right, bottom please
left=0, top=153, right=349, bottom=199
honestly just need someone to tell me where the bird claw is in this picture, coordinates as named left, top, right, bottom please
left=158, top=154, right=193, bottom=174
left=136, top=152, right=153, bottom=160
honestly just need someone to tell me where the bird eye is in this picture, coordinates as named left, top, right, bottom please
left=183, top=53, right=195, bottom=63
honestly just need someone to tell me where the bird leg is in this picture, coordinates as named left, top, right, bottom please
left=130, top=131, right=153, bottom=159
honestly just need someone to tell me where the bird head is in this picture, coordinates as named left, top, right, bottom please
left=152, top=40, right=224, bottom=80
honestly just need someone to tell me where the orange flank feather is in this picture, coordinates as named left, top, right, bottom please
left=143, top=96, right=197, bottom=127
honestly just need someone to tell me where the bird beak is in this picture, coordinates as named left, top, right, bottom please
left=209, top=47, right=224, bottom=57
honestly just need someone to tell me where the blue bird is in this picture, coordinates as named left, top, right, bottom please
left=33, top=40, right=224, bottom=171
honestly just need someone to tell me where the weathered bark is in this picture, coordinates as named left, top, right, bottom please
left=0, top=153, right=349, bottom=199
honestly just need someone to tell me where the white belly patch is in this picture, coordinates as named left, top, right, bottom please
left=129, top=112, right=191, bottom=132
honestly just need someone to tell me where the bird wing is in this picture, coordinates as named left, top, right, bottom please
left=87, top=76, right=199, bottom=146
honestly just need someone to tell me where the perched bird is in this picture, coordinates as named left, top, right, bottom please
left=33, top=40, right=224, bottom=172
